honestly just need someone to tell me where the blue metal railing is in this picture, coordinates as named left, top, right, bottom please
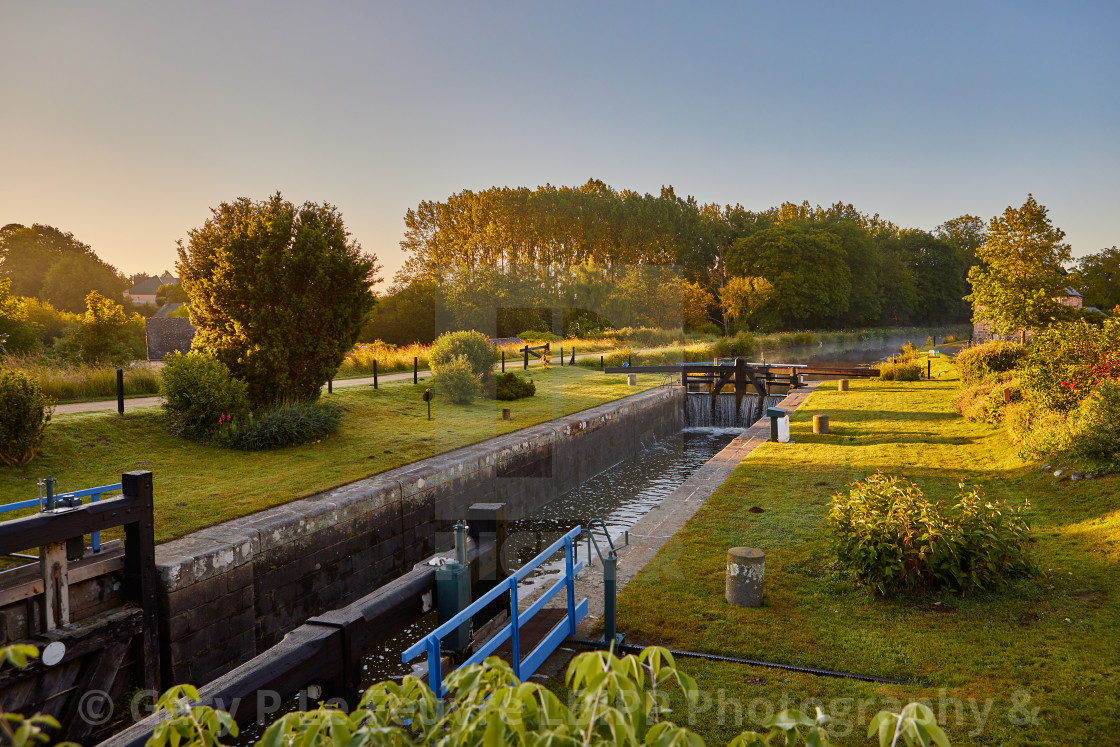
left=403, top=524, right=587, bottom=696
left=0, top=482, right=122, bottom=552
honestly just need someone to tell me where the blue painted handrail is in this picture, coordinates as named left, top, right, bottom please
left=403, top=524, right=588, bottom=696
left=0, top=483, right=122, bottom=552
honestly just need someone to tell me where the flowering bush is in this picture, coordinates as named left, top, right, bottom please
left=160, top=352, right=249, bottom=440
left=1019, top=319, right=1120, bottom=412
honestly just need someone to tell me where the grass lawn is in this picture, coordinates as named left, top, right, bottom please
left=613, top=357, right=1119, bottom=745
left=0, top=367, right=660, bottom=544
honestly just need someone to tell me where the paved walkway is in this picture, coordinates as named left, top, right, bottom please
left=51, top=349, right=644, bottom=415
left=528, top=382, right=821, bottom=681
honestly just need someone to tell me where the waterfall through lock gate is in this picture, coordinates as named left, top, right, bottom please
left=684, top=393, right=786, bottom=429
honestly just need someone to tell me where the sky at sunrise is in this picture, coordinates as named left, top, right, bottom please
left=2, top=1, right=1117, bottom=283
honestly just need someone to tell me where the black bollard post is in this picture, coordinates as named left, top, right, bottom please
left=524, top=348, right=529, bottom=370
left=328, top=377, right=333, bottom=394
left=570, top=347, right=575, bottom=366
left=502, top=351, right=505, bottom=373
left=560, top=346, right=563, bottom=366
left=373, top=360, right=378, bottom=389
left=600, top=354, right=604, bottom=369
left=116, top=368, right=124, bottom=415
left=927, top=360, right=931, bottom=380
left=414, top=357, right=418, bottom=384
left=628, top=352, right=632, bottom=366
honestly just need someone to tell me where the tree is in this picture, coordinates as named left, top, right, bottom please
left=967, top=195, right=1073, bottom=343
left=0, top=278, right=40, bottom=354
left=67, top=291, right=143, bottom=364
left=727, top=224, right=851, bottom=329
left=156, top=282, right=189, bottom=305
left=178, top=194, right=381, bottom=406
left=936, top=214, right=986, bottom=281
left=0, top=224, right=99, bottom=298
left=1074, top=246, right=1120, bottom=312
left=39, top=253, right=129, bottom=313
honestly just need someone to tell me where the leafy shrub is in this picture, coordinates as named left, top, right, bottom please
left=941, top=333, right=957, bottom=344
left=433, top=354, right=482, bottom=404
left=228, top=401, right=342, bottom=451
left=494, top=372, right=535, bottom=400
left=953, top=341, right=1027, bottom=385
left=65, top=291, right=145, bottom=365
left=877, top=361, right=922, bottom=381
left=953, top=381, right=1022, bottom=423
left=1014, top=382, right=1120, bottom=471
left=160, top=352, right=249, bottom=439
left=711, top=330, right=757, bottom=359
left=0, top=368, right=54, bottom=466
left=428, top=330, right=497, bottom=384
left=142, top=644, right=947, bottom=747
left=829, top=472, right=1033, bottom=595
left=1067, top=382, right=1120, bottom=467
left=1018, top=318, right=1120, bottom=412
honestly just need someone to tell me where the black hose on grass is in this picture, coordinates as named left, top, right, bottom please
left=567, top=639, right=918, bottom=686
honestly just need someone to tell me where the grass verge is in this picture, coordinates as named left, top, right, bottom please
left=0, top=367, right=660, bottom=544
left=611, top=357, right=1119, bottom=745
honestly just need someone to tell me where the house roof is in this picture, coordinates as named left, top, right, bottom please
left=1062, top=287, right=1083, bottom=297
left=129, top=276, right=162, bottom=295
left=129, top=272, right=180, bottom=295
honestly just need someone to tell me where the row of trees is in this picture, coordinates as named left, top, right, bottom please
left=0, top=224, right=133, bottom=314
left=375, top=181, right=986, bottom=344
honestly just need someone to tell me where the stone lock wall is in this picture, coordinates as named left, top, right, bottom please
left=154, top=387, right=683, bottom=688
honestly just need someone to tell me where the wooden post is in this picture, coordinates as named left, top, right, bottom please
left=414, top=357, right=418, bottom=384
left=734, top=358, right=746, bottom=419
left=524, top=348, right=529, bottom=370
left=328, top=377, right=333, bottom=394
left=373, top=360, right=378, bottom=389
left=560, top=346, right=564, bottom=366
left=122, top=471, right=160, bottom=692
left=116, top=368, right=125, bottom=415
left=40, top=542, right=69, bottom=631
left=501, top=351, right=505, bottom=373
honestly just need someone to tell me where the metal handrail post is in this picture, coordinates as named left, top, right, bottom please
left=509, top=579, right=521, bottom=680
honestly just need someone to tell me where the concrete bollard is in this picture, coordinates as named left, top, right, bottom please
left=838, top=379, right=849, bottom=392
left=627, top=374, right=637, bottom=386
left=502, top=408, right=511, bottom=421
left=813, top=414, right=829, bottom=434
left=725, top=547, right=765, bottom=607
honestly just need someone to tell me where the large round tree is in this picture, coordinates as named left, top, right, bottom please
left=178, top=194, right=380, bottom=406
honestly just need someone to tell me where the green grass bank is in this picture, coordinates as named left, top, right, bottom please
left=0, top=367, right=659, bottom=543
left=612, top=357, right=1119, bottom=745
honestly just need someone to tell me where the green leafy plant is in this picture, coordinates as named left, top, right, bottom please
left=159, top=352, right=249, bottom=440
left=428, top=330, right=498, bottom=386
left=0, top=368, right=54, bottom=466
left=146, top=685, right=238, bottom=747
left=140, top=646, right=950, bottom=747
left=432, top=354, right=483, bottom=404
left=952, top=341, right=1026, bottom=386
left=828, top=473, right=1033, bottom=595
left=228, top=401, right=343, bottom=451
left=495, top=372, right=535, bottom=401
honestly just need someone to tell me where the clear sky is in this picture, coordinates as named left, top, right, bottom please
left=2, top=1, right=1117, bottom=282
